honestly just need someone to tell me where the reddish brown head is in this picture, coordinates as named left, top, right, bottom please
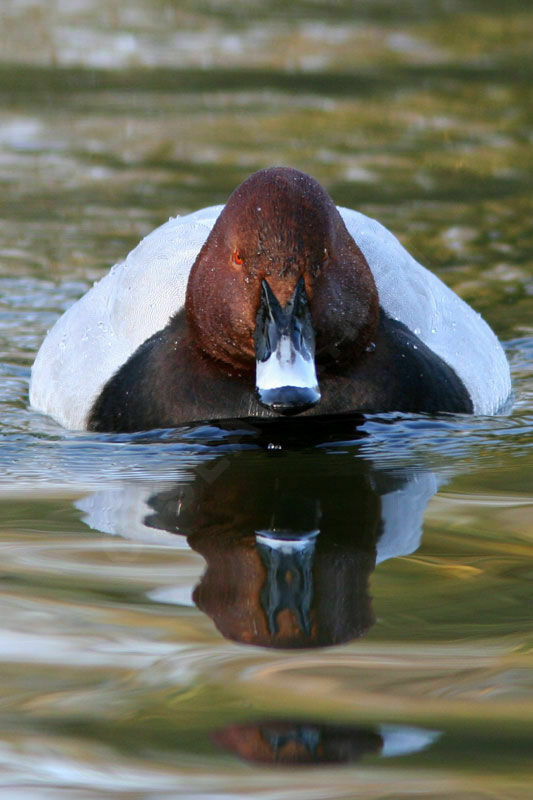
left=185, top=167, right=379, bottom=413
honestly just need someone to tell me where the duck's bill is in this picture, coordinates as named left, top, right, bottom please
left=254, top=277, right=321, bottom=415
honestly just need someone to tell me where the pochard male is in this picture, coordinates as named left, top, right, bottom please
left=30, top=167, right=511, bottom=432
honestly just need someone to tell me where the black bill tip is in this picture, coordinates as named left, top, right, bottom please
left=257, top=385, right=321, bottom=415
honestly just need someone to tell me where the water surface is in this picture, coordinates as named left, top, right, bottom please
left=0, top=1, right=532, bottom=798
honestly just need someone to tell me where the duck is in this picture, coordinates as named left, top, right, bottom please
left=30, top=166, right=511, bottom=432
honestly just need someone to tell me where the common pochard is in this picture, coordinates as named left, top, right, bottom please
left=30, top=167, right=511, bottom=431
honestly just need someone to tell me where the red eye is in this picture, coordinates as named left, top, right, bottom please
left=233, top=249, right=243, bottom=266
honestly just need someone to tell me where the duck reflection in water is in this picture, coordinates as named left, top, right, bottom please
left=212, top=719, right=440, bottom=766
left=214, top=721, right=382, bottom=765
left=144, top=458, right=376, bottom=648
left=77, top=420, right=438, bottom=649
left=76, top=420, right=442, bottom=764
left=135, top=434, right=437, bottom=649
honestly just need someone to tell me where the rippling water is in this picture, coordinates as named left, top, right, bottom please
left=0, top=1, right=532, bottom=798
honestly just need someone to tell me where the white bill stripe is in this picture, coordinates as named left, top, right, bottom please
left=256, top=335, right=318, bottom=391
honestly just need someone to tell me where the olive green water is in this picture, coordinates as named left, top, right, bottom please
left=0, top=1, right=532, bottom=798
